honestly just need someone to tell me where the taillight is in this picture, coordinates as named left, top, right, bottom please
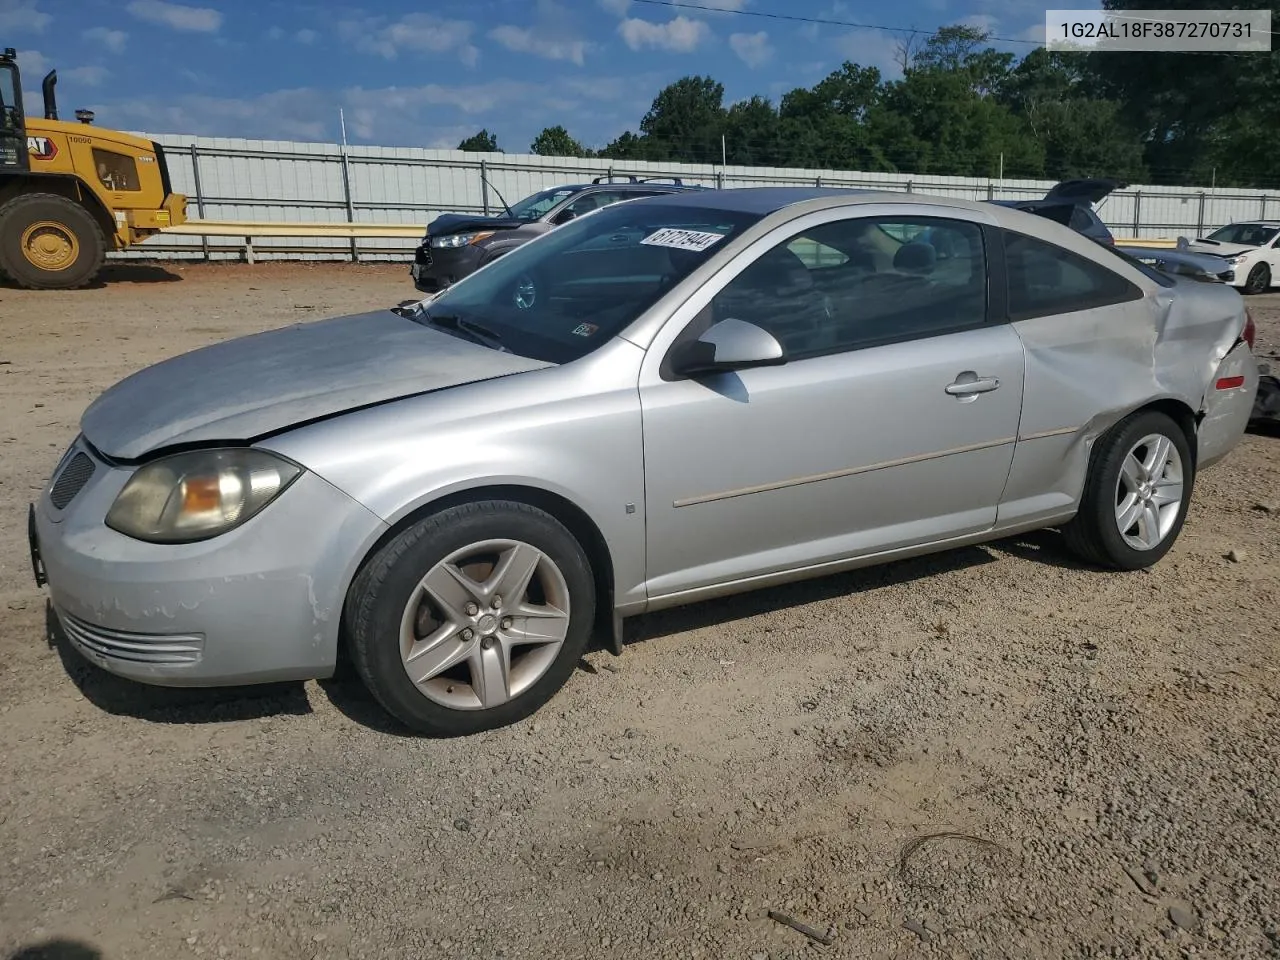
left=1243, top=308, right=1256, bottom=350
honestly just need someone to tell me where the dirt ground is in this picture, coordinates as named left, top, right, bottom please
left=1, top=262, right=1278, bottom=960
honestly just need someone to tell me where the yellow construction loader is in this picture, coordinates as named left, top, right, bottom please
left=0, top=48, right=186, bottom=289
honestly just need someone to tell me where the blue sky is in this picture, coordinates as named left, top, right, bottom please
left=2, top=0, right=1053, bottom=151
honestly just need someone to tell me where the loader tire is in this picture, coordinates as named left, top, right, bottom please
left=0, top=193, right=105, bottom=290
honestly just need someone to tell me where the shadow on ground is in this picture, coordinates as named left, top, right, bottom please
left=46, top=529, right=1089, bottom=735
left=46, top=601, right=311, bottom=724
left=6, top=939, right=102, bottom=960
left=0, top=263, right=182, bottom=290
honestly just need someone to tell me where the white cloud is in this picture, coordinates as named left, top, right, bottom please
left=16, top=48, right=46, bottom=74
left=66, top=65, right=109, bottom=86
left=729, top=30, right=773, bottom=67
left=489, top=24, right=586, bottom=65
left=83, top=26, right=128, bottom=53
left=295, top=28, right=318, bottom=44
left=0, top=0, right=49, bottom=33
left=1019, top=21, right=1046, bottom=43
left=598, top=0, right=631, bottom=14
left=961, top=13, right=999, bottom=35
left=126, top=0, right=221, bottom=33
left=696, top=0, right=748, bottom=8
left=618, top=15, right=710, bottom=52
left=832, top=28, right=904, bottom=77
left=339, top=13, right=478, bottom=66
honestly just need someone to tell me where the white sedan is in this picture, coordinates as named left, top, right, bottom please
left=1179, top=221, right=1280, bottom=294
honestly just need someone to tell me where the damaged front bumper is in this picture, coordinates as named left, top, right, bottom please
left=31, top=437, right=386, bottom=687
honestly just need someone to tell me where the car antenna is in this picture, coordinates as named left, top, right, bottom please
left=480, top=170, right=515, bottom=218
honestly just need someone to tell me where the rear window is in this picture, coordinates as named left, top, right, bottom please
left=417, top=201, right=764, bottom=363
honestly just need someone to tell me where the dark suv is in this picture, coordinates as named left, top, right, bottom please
left=411, top=175, right=706, bottom=293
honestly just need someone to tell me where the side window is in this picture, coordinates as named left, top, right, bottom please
left=1069, top=206, right=1094, bottom=232
left=1002, top=229, right=1143, bottom=321
left=703, top=215, right=988, bottom=360
left=555, top=190, right=627, bottom=223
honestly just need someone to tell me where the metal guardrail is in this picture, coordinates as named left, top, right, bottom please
left=159, top=219, right=422, bottom=263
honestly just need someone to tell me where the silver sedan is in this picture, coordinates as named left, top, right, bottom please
left=29, top=188, right=1260, bottom=735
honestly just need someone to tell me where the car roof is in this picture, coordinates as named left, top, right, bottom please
left=1218, top=220, right=1280, bottom=228
left=625, top=186, right=880, bottom=214
left=548, top=179, right=705, bottom=194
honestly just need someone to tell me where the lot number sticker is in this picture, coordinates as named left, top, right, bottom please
left=640, top=228, right=726, bottom=252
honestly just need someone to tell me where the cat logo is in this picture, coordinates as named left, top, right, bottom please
left=27, top=136, right=57, bottom=161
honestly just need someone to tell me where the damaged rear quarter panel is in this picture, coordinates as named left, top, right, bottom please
left=998, top=275, right=1246, bottom=524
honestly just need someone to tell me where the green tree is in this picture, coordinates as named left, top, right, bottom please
left=457, top=129, right=501, bottom=152
left=636, top=75, right=727, bottom=163
left=530, top=125, right=588, bottom=157
left=1086, top=0, right=1280, bottom=185
left=1001, top=48, right=1146, bottom=181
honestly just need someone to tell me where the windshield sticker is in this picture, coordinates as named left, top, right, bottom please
left=571, top=323, right=599, bottom=337
left=640, top=228, right=726, bottom=252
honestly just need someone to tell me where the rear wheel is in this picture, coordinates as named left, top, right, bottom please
left=1062, top=409, right=1194, bottom=570
left=345, top=500, right=596, bottom=736
left=0, top=193, right=105, bottom=290
left=1244, top=262, right=1270, bottom=295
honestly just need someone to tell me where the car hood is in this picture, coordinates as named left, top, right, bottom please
left=1116, top=245, right=1233, bottom=279
left=80, top=310, right=554, bottom=460
left=1179, top=237, right=1256, bottom=257
left=425, top=212, right=526, bottom=237
left=1043, top=178, right=1127, bottom=206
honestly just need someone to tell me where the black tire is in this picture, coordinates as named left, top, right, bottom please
left=0, top=193, right=106, bottom=290
left=1244, top=262, right=1270, bottom=295
left=1062, top=409, right=1194, bottom=570
left=345, top=500, right=596, bottom=736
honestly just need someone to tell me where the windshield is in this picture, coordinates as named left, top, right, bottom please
left=414, top=200, right=764, bottom=363
left=1205, top=223, right=1279, bottom=247
left=507, top=187, right=577, bottom=221
left=0, top=63, right=20, bottom=129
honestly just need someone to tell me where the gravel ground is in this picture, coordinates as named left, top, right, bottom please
left=1, top=262, right=1278, bottom=960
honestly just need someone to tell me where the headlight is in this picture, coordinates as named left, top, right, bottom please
left=1227, top=254, right=1248, bottom=265
left=430, top=231, right=494, bottom=249
left=106, top=448, right=302, bottom=543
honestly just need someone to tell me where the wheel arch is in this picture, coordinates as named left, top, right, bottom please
left=338, top=483, right=618, bottom=655
left=0, top=175, right=116, bottom=248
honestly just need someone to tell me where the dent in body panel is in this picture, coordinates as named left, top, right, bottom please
left=1001, top=282, right=1246, bottom=523
left=260, top=343, right=650, bottom=611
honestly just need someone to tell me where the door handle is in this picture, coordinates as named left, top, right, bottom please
left=945, top=372, right=1001, bottom=397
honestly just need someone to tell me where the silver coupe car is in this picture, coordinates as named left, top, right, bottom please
left=29, top=188, right=1259, bottom=736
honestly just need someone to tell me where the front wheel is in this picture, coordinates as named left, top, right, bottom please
left=1244, top=263, right=1271, bottom=295
left=1062, top=410, right=1194, bottom=570
left=0, top=193, right=106, bottom=290
left=345, top=500, right=596, bottom=736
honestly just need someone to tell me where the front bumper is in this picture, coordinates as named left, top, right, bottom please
left=411, top=241, right=486, bottom=293
left=30, top=438, right=387, bottom=687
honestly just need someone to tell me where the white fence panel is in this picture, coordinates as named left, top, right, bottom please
left=122, top=132, right=1278, bottom=262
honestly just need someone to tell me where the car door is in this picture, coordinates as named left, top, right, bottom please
left=636, top=208, right=1026, bottom=601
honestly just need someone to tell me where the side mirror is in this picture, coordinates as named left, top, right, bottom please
left=669, top=318, right=786, bottom=377
left=552, top=209, right=577, bottom=226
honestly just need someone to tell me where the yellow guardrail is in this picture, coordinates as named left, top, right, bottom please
left=1112, top=237, right=1180, bottom=248
left=157, top=219, right=423, bottom=263
left=164, top=220, right=423, bottom=238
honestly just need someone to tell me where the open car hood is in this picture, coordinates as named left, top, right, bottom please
left=1043, top=178, right=1128, bottom=206
left=425, top=212, right=525, bottom=237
